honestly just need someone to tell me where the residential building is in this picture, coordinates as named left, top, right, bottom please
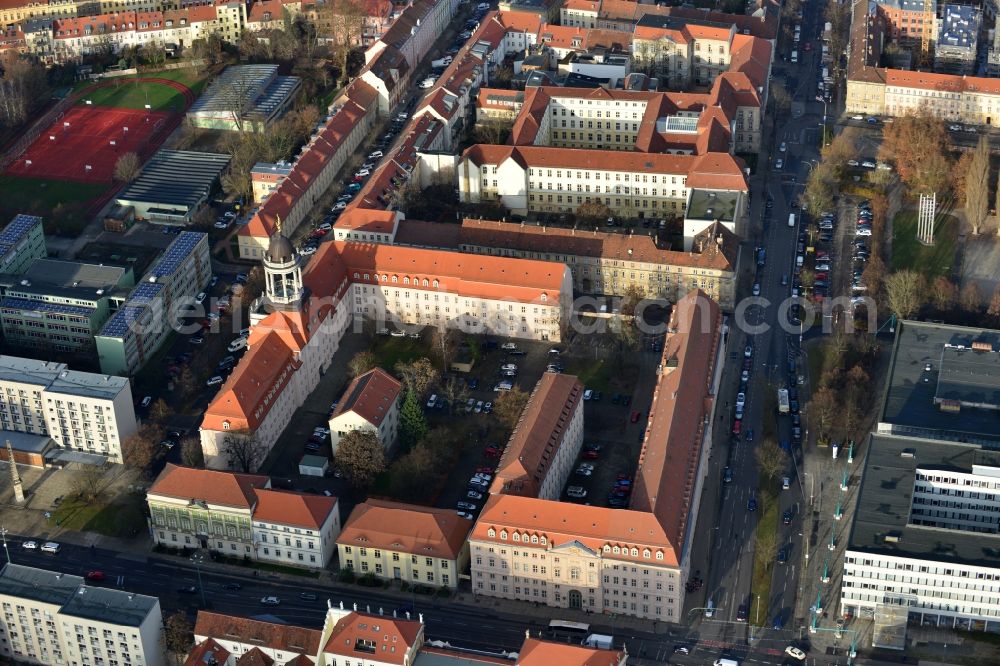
left=0, top=214, right=45, bottom=276
left=253, top=488, right=341, bottom=568
left=202, top=230, right=572, bottom=470
left=876, top=0, right=937, bottom=50
left=469, top=289, right=723, bottom=620
left=444, top=217, right=740, bottom=308
left=370, top=0, right=457, bottom=70
left=517, top=637, right=627, bottom=665
left=250, top=160, right=295, bottom=205
left=238, top=80, right=379, bottom=259
left=337, top=499, right=471, bottom=588
left=0, top=258, right=134, bottom=353
left=147, top=464, right=340, bottom=568
left=0, top=563, right=163, bottom=666
left=456, top=145, right=749, bottom=248
left=491, top=372, right=585, bottom=499
left=935, top=4, right=979, bottom=75
left=186, top=64, right=301, bottom=132
left=95, top=230, right=211, bottom=376
left=0, top=355, right=138, bottom=463
left=189, top=605, right=424, bottom=665
left=328, top=367, right=402, bottom=452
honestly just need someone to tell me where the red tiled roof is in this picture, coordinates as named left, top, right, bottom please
left=321, top=611, right=423, bottom=664
left=253, top=488, right=337, bottom=529
left=631, top=290, right=721, bottom=548
left=492, top=373, right=584, bottom=497
left=235, top=647, right=274, bottom=666
left=330, top=367, right=402, bottom=427
left=194, top=611, right=323, bottom=655
left=148, top=464, right=267, bottom=509
left=183, top=638, right=231, bottom=666
left=518, top=638, right=626, bottom=666
left=338, top=499, right=471, bottom=560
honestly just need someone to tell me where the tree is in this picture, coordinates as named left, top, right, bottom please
left=995, top=166, right=1000, bottom=236
left=113, top=152, right=142, bottom=183
left=964, top=136, right=991, bottom=234
left=494, top=386, right=529, bottom=430
left=121, top=424, right=162, bottom=475
left=770, top=81, right=791, bottom=113
left=140, top=39, right=166, bottom=66
left=318, top=0, right=367, bottom=85
left=181, top=438, right=205, bottom=468
left=988, top=285, right=1000, bottom=319
left=394, top=358, right=439, bottom=399
left=432, top=321, right=457, bottom=372
left=223, top=431, right=266, bottom=473
left=756, top=529, right=778, bottom=572
left=177, top=367, right=198, bottom=400
left=439, top=375, right=469, bottom=414
left=884, top=270, right=925, bottom=321
left=798, top=269, right=815, bottom=291
left=810, top=386, right=838, bottom=435
left=398, top=389, right=428, bottom=451
left=335, top=430, right=385, bottom=488
left=348, top=350, right=377, bottom=377
left=71, top=463, right=108, bottom=503
left=474, top=118, right=512, bottom=144
left=879, top=112, right=952, bottom=195
left=149, top=398, right=173, bottom=424
left=861, top=254, right=887, bottom=302
left=960, top=281, right=982, bottom=313
left=930, top=276, right=958, bottom=311
left=755, top=439, right=787, bottom=483
left=575, top=201, right=613, bottom=224
left=388, top=444, right=436, bottom=502
left=164, top=611, right=194, bottom=663
left=619, top=285, right=644, bottom=317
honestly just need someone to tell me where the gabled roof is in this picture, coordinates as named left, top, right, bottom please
left=330, top=367, right=402, bottom=427
left=253, top=488, right=338, bottom=530
left=235, top=647, right=274, bottom=666
left=518, top=638, right=625, bottom=666
left=630, top=290, right=721, bottom=548
left=687, top=152, right=748, bottom=191
left=322, top=611, right=423, bottom=665
left=338, top=499, right=471, bottom=560
left=492, top=373, right=584, bottom=497
left=194, top=611, right=322, bottom=655
left=183, top=638, right=231, bottom=666
left=148, top=464, right=267, bottom=509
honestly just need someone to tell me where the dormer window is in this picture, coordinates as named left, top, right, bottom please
left=263, top=10, right=271, bottom=21
left=487, top=528, right=495, bottom=538
left=222, top=421, right=230, bottom=430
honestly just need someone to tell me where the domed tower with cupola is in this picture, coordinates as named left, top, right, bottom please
left=262, top=216, right=303, bottom=310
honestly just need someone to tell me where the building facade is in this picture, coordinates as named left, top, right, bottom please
left=252, top=488, right=340, bottom=569
left=0, top=564, right=163, bottom=666
left=328, top=367, right=402, bottom=453
left=96, top=231, right=211, bottom=376
left=337, top=499, right=471, bottom=588
left=491, top=372, right=585, bottom=499
left=0, top=355, right=138, bottom=463
left=0, top=214, right=45, bottom=276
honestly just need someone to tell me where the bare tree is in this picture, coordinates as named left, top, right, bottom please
left=164, top=611, right=194, bottom=664
left=474, top=118, right=513, bottom=144
left=439, top=375, right=469, bottom=414
left=432, top=321, right=457, bottom=372
left=931, top=276, right=958, bottom=311
left=960, top=281, right=982, bottom=313
left=71, top=463, right=109, bottom=503
left=755, top=439, right=787, bottom=483
left=810, top=386, right=838, bottom=435
left=494, top=386, right=529, bottom=430
left=121, top=424, right=162, bottom=476
left=149, top=398, right=173, bottom=424
left=318, top=0, right=367, bottom=85
left=988, top=284, right=1000, bottom=319
left=348, top=350, right=377, bottom=377
left=964, top=136, right=990, bottom=234
left=884, top=270, right=925, bottom=321
left=756, top=529, right=778, bottom=572
left=394, top=357, right=439, bottom=399
left=335, top=430, right=386, bottom=488
left=113, top=152, right=142, bottom=183
left=223, top=431, right=267, bottom=472
left=181, top=438, right=205, bottom=468
left=770, top=81, right=791, bottom=113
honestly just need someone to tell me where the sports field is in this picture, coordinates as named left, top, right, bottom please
left=5, top=105, right=173, bottom=183
left=79, top=78, right=188, bottom=112
left=0, top=175, right=107, bottom=233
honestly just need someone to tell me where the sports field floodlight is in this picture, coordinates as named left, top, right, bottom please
left=85, top=165, right=92, bottom=171
left=144, top=104, right=151, bottom=110
left=64, top=122, right=70, bottom=127
left=49, top=135, right=55, bottom=141
left=24, top=160, right=31, bottom=166
left=123, top=126, right=129, bottom=132
left=85, top=100, right=92, bottom=105
left=110, top=140, right=116, bottom=146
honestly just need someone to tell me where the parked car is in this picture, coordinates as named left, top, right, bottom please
left=457, top=501, right=478, bottom=511
left=260, top=596, right=281, bottom=606
left=566, top=486, right=588, bottom=499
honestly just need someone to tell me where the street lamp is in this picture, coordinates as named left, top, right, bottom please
left=0, top=528, right=9, bottom=564
left=190, top=552, right=207, bottom=608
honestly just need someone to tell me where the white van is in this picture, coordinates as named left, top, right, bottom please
left=791, top=50, right=798, bottom=63
left=713, top=659, right=739, bottom=666
left=705, top=599, right=715, bottom=617
left=788, top=213, right=796, bottom=228
left=227, top=337, right=248, bottom=353
left=41, top=542, right=60, bottom=554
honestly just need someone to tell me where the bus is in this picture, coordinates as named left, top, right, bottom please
left=548, top=620, right=590, bottom=636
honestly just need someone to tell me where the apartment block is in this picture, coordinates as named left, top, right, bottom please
left=0, top=259, right=134, bottom=353
left=328, top=367, right=402, bottom=453
left=147, top=464, right=340, bottom=569
left=469, top=290, right=723, bottom=621
left=0, top=564, right=163, bottom=666
left=337, top=499, right=471, bottom=589
left=96, top=231, right=211, bottom=376
left=0, top=355, right=138, bottom=463
left=491, top=372, right=585, bottom=499
left=0, top=214, right=45, bottom=275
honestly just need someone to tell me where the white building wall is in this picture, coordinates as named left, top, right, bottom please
left=253, top=506, right=341, bottom=569
left=329, top=395, right=400, bottom=453
left=536, top=398, right=584, bottom=500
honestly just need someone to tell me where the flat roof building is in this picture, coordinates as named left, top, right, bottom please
left=116, top=150, right=231, bottom=225
left=0, top=214, right=45, bottom=275
left=935, top=4, right=980, bottom=75
left=186, top=64, right=301, bottom=132
left=0, top=354, right=138, bottom=463
left=0, top=563, right=163, bottom=666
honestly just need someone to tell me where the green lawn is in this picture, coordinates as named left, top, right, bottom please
left=0, top=176, right=106, bottom=235
left=78, top=78, right=186, bottom=112
left=749, top=480, right=780, bottom=628
left=371, top=337, right=427, bottom=371
left=891, top=211, right=958, bottom=277
left=567, top=358, right=614, bottom=393
left=47, top=496, right=146, bottom=537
